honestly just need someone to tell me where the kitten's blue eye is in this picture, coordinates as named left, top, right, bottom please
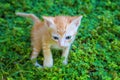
left=66, top=36, right=72, bottom=40
left=53, top=36, right=59, bottom=40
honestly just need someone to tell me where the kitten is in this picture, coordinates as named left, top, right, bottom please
left=16, top=12, right=82, bottom=67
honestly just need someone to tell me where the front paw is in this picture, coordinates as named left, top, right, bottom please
left=43, top=59, right=53, bottom=67
left=63, top=59, right=68, bottom=65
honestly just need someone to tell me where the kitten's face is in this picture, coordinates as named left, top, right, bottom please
left=43, top=16, right=82, bottom=47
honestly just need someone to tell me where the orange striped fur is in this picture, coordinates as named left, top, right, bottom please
left=16, top=12, right=82, bottom=67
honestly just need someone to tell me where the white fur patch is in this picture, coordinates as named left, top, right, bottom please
left=35, top=61, right=42, bottom=68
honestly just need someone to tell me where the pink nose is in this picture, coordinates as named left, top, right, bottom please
left=60, top=44, right=64, bottom=47
left=60, top=43, right=67, bottom=48
left=59, top=42, right=65, bottom=47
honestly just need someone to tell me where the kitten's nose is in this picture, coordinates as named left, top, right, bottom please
left=60, top=44, right=64, bottom=47
left=59, top=41, right=65, bottom=47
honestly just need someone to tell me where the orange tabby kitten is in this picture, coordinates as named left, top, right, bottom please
left=16, top=12, right=82, bottom=67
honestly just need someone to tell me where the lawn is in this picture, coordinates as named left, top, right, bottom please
left=0, top=0, right=120, bottom=80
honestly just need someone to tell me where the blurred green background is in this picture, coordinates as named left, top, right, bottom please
left=0, top=0, right=120, bottom=80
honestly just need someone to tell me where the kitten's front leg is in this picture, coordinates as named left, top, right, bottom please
left=62, top=47, right=70, bottom=65
left=42, top=42, right=53, bottom=67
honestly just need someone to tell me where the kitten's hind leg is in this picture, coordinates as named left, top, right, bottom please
left=30, top=48, right=42, bottom=68
left=30, top=33, right=42, bottom=67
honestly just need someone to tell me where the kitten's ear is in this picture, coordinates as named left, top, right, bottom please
left=43, top=16, right=55, bottom=27
left=70, top=15, right=83, bottom=27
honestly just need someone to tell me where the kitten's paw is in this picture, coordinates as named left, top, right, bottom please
left=43, top=60, right=53, bottom=67
left=43, top=63, right=53, bottom=67
left=35, top=62, right=43, bottom=68
left=63, top=60, right=68, bottom=65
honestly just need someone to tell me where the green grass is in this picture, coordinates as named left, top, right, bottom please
left=0, top=0, right=120, bottom=80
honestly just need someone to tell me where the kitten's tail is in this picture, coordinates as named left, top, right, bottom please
left=16, top=12, right=40, bottom=23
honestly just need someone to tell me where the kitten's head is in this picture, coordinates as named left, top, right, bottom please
left=43, top=15, right=82, bottom=48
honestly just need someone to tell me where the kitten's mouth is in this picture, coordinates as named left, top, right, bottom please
left=59, top=44, right=68, bottom=48
left=60, top=46, right=66, bottom=48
